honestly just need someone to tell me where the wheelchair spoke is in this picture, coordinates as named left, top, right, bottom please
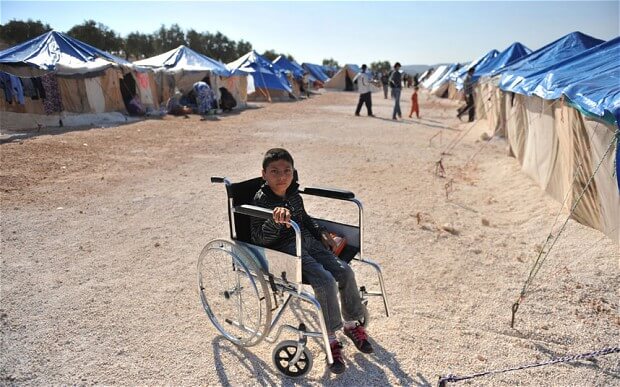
left=198, top=239, right=272, bottom=347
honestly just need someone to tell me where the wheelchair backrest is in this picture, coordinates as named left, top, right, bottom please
left=224, top=171, right=300, bottom=243
left=225, top=177, right=264, bottom=243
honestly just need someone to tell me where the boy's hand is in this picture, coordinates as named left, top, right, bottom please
left=273, top=207, right=291, bottom=228
left=321, top=231, right=337, bottom=252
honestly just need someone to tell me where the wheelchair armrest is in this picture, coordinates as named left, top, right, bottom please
left=300, top=186, right=355, bottom=200
left=233, top=204, right=273, bottom=220
left=233, top=205, right=303, bottom=259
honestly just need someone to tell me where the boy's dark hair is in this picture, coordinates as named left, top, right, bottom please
left=262, top=148, right=294, bottom=170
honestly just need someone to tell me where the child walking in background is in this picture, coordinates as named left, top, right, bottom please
left=408, top=86, right=420, bottom=119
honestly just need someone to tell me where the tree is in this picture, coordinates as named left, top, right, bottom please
left=125, top=32, right=155, bottom=60
left=153, top=24, right=186, bottom=53
left=67, top=20, right=123, bottom=54
left=322, top=58, right=339, bottom=68
left=186, top=29, right=205, bottom=54
left=370, top=61, right=391, bottom=74
left=235, top=39, right=253, bottom=58
left=203, top=31, right=241, bottom=63
left=0, top=19, right=52, bottom=45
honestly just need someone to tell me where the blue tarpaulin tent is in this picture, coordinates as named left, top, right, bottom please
left=273, top=56, right=319, bottom=85
left=498, top=37, right=619, bottom=191
left=272, top=56, right=304, bottom=79
left=0, top=30, right=141, bottom=129
left=133, top=45, right=230, bottom=76
left=322, top=65, right=338, bottom=77
left=227, top=50, right=292, bottom=94
left=302, top=62, right=329, bottom=82
left=498, top=31, right=604, bottom=90
left=500, top=37, right=619, bottom=119
left=476, top=42, right=531, bottom=78
left=0, top=30, right=130, bottom=76
left=451, top=49, right=498, bottom=90
left=427, top=63, right=460, bottom=96
left=227, top=51, right=292, bottom=101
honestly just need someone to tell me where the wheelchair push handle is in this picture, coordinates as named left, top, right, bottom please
left=211, top=176, right=230, bottom=184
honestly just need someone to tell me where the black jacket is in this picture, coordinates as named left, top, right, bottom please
left=250, top=181, right=325, bottom=250
left=389, top=70, right=402, bottom=89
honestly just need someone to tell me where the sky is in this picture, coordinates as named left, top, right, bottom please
left=1, top=1, right=618, bottom=65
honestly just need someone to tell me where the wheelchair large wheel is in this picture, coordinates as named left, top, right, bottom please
left=272, top=340, right=313, bottom=377
left=198, top=239, right=272, bottom=347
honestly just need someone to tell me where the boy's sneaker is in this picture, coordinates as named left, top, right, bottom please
left=344, top=323, right=374, bottom=354
left=329, top=341, right=346, bottom=374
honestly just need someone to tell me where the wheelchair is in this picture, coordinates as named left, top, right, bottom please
left=198, top=174, right=390, bottom=377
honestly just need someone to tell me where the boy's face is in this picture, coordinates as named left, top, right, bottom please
left=262, top=159, right=294, bottom=197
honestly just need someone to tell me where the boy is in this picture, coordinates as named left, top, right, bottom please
left=408, top=86, right=420, bottom=119
left=250, top=148, right=373, bottom=374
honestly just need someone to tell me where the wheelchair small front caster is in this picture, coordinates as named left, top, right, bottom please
left=272, top=340, right=313, bottom=377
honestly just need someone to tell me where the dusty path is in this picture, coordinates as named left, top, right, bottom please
left=1, top=91, right=618, bottom=385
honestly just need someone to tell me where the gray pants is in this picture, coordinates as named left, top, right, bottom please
left=281, top=237, right=364, bottom=332
left=392, top=88, right=402, bottom=119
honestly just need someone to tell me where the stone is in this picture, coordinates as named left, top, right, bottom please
left=441, top=223, right=459, bottom=235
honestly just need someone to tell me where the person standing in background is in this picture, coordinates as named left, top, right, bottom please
left=408, top=86, right=420, bottom=119
left=353, top=64, right=374, bottom=117
left=457, top=67, right=476, bottom=122
left=380, top=71, right=389, bottom=99
left=389, top=62, right=402, bottom=120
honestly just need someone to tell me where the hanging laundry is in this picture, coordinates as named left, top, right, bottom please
left=41, top=73, right=63, bottom=114
left=32, top=77, right=46, bottom=99
left=10, top=74, right=25, bottom=105
left=134, top=72, right=154, bottom=107
left=21, top=78, right=38, bottom=99
left=0, top=72, right=14, bottom=102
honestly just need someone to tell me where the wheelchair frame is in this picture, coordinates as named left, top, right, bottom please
left=198, top=176, right=390, bottom=376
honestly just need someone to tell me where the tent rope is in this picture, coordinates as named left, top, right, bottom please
left=438, top=82, right=499, bottom=157
left=437, top=346, right=620, bottom=386
left=511, top=129, right=618, bottom=328
left=433, top=85, right=504, bottom=179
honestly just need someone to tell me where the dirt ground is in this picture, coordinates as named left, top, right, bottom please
left=1, top=90, right=618, bottom=386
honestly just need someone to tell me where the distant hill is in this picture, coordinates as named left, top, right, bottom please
left=401, top=64, right=431, bottom=75
left=401, top=63, right=453, bottom=75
